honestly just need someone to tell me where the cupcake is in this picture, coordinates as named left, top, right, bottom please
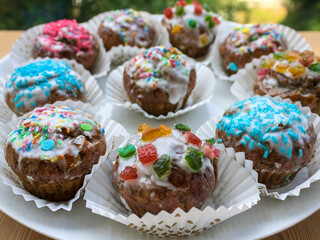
left=33, top=19, right=100, bottom=70
left=5, top=59, right=85, bottom=116
left=5, top=105, right=106, bottom=202
left=123, top=46, right=196, bottom=116
left=162, top=1, right=220, bottom=58
left=113, top=123, right=220, bottom=217
left=216, top=96, right=316, bottom=188
left=254, top=50, right=320, bottom=114
left=98, top=9, right=155, bottom=51
left=220, top=24, right=288, bottom=75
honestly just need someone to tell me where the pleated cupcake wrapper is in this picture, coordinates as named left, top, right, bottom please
left=0, top=57, right=106, bottom=123
left=84, top=140, right=260, bottom=237
left=9, top=22, right=111, bottom=78
left=105, top=62, right=216, bottom=119
left=196, top=95, right=320, bottom=200
left=0, top=100, right=128, bottom=211
left=84, top=11, right=170, bottom=68
left=209, top=21, right=312, bottom=81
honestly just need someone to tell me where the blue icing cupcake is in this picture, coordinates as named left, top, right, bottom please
left=5, top=59, right=85, bottom=116
left=216, top=96, right=316, bottom=189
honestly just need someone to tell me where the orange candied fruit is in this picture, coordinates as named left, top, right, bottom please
left=284, top=50, right=299, bottom=62
left=141, top=124, right=172, bottom=142
left=288, top=65, right=306, bottom=77
left=172, top=24, right=182, bottom=34
left=138, top=123, right=151, bottom=133
left=275, top=62, right=289, bottom=73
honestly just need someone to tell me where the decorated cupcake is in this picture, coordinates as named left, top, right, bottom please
left=254, top=50, right=320, bottom=114
left=5, top=105, right=106, bottom=202
left=220, top=24, right=288, bottom=75
left=113, top=123, right=220, bottom=217
left=162, top=0, right=220, bottom=58
left=216, top=96, right=316, bottom=188
left=98, top=9, right=155, bottom=51
left=33, top=19, right=100, bottom=70
left=5, top=59, right=85, bottom=116
left=123, top=46, right=196, bottom=116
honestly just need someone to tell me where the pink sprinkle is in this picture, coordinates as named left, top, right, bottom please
left=52, top=137, right=57, bottom=143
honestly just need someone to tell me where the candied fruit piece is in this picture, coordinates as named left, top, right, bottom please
left=300, top=50, right=314, bottom=58
left=205, top=138, right=216, bottom=145
left=120, top=166, right=138, bottom=181
left=289, top=65, right=306, bottom=77
left=275, top=62, right=289, bottom=73
left=138, top=144, right=158, bottom=165
left=205, top=14, right=212, bottom=22
left=184, top=132, right=202, bottom=147
left=175, top=5, right=185, bottom=16
left=138, top=123, right=151, bottom=133
left=257, top=67, right=270, bottom=79
left=200, top=33, right=209, bottom=45
left=185, top=148, right=203, bottom=172
left=207, top=19, right=215, bottom=29
left=273, top=52, right=285, bottom=60
left=299, top=55, right=314, bottom=67
left=266, top=59, right=276, bottom=68
left=284, top=50, right=299, bottom=62
left=241, top=27, right=250, bottom=34
left=194, top=3, right=202, bottom=15
left=164, top=7, right=174, bottom=19
left=142, top=125, right=172, bottom=142
left=159, top=124, right=172, bottom=136
left=202, top=142, right=220, bottom=160
left=153, top=154, right=171, bottom=178
left=308, top=63, right=320, bottom=73
left=175, top=123, right=191, bottom=132
left=175, top=0, right=187, bottom=6
left=188, top=19, right=197, bottom=28
left=172, top=24, right=183, bottom=34
left=118, top=143, right=136, bottom=159
left=212, top=16, right=220, bottom=25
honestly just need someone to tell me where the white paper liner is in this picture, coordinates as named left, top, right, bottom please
left=0, top=100, right=128, bottom=211
left=197, top=96, right=320, bottom=200
left=84, top=11, right=170, bottom=67
left=105, top=62, right=216, bottom=119
left=0, top=57, right=106, bottom=123
left=9, top=22, right=111, bottom=78
left=209, top=21, right=312, bottom=81
left=84, top=135, right=260, bottom=237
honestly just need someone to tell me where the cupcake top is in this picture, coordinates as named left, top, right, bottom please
left=257, top=50, right=320, bottom=81
left=116, top=124, right=220, bottom=187
left=163, top=0, right=220, bottom=48
left=34, top=19, right=96, bottom=57
left=5, top=60, right=85, bottom=113
left=217, top=96, right=313, bottom=159
left=102, top=9, right=151, bottom=47
left=7, top=105, right=104, bottom=162
left=126, top=46, right=195, bottom=104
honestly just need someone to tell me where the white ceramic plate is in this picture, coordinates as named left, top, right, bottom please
left=0, top=54, right=319, bottom=239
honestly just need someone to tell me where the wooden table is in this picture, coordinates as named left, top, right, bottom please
left=0, top=30, right=320, bottom=240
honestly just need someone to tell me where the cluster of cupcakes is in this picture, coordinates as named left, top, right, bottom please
left=0, top=0, right=318, bottom=238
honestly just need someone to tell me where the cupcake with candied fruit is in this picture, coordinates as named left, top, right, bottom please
left=5, top=105, right=106, bottom=202
left=216, top=96, right=316, bottom=189
left=162, top=0, right=220, bottom=58
left=113, top=123, right=219, bottom=217
left=33, top=19, right=100, bottom=70
left=254, top=50, right=320, bottom=114
left=98, top=9, right=155, bottom=51
left=123, top=46, right=196, bottom=116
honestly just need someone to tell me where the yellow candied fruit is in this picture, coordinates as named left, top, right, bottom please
left=172, top=24, right=182, bottom=34
left=284, top=51, right=300, bottom=62
left=159, top=124, right=172, bottom=136
left=300, top=50, right=314, bottom=58
left=142, top=125, right=172, bottom=142
left=275, top=62, right=289, bottom=73
left=138, top=124, right=151, bottom=133
left=200, top=33, right=208, bottom=45
left=288, top=65, right=306, bottom=77
left=241, top=27, right=250, bottom=34
left=266, top=59, right=276, bottom=68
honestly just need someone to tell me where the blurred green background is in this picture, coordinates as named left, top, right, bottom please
left=0, top=0, right=319, bottom=30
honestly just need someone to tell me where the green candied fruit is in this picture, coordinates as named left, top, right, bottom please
left=308, top=63, right=320, bottom=73
left=205, top=14, right=212, bottom=22
left=153, top=154, right=171, bottom=178
left=205, top=138, right=216, bottom=145
left=273, top=52, right=285, bottom=60
left=118, top=143, right=136, bottom=159
left=208, top=19, right=216, bottom=29
left=175, top=5, right=185, bottom=16
left=185, top=148, right=203, bottom=172
left=174, top=123, right=190, bottom=132
left=188, top=19, right=197, bottom=29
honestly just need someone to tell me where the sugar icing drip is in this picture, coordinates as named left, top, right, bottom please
left=5, top=60, right=85, bottom=112
left=103, top=9, right=151, bottom=47
left=7, top=105, right=104, bottom=163
left=217, top=96, right=311, bottom=159
left=34, top=19, right=95, bottom=56
left=126, top=46, right=195, bottom=105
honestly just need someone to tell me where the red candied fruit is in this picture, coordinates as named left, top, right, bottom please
left=299, top=55, right=314, bottom=67
left=138, top=144, right=158, bottom=165
left=184, top=132, right=202, bottom=148
left=194, top=2, right=203, bottom=15
left=257, top=67, right=270, bottom=79
left=212, top=16, right=220, bottom=25
left=202, top=142, right=220, bottom=160
left=120, top=166, right=138, bottom=181
left=164, top=7, right=174, bottom=19
left=175, top=0, right=187, bottom=7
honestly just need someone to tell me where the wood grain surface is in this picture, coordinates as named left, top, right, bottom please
left=0, top=30, right=319, bottom=240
